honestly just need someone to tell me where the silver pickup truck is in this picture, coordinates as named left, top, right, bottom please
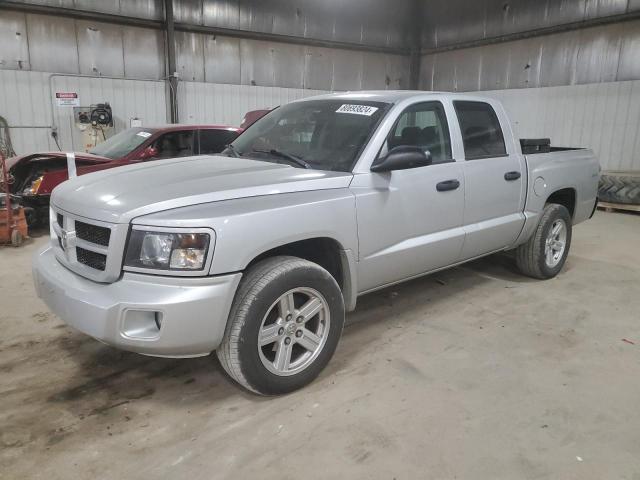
left=33, top=91, right=599, bottom=395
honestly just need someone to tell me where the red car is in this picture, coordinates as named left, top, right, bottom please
left=8, top=124, right=241, bottom=224
left=239, top=109, right=271, bottom=129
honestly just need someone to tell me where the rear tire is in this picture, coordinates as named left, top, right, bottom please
left=598, top=171, right=640, bottom=205
left=217, top=256, right=345, bottom=395
left=515, top=203, right=572, bottom=279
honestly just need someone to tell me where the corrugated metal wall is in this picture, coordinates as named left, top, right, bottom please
left=178, top=82, right=328, bottom=126
left=6, top=0, right=414, bottom=49
left=0, top=68, right=332, bottom=154
left=0, top=11, right=166, bottom=78
left=0, top=70, right=167, bottom=153
left=6, top=0, right=164, bottom=20
left=0, top=6, right=410, bottom=155
left=172, top=0, right=413, bottom=49
left=417, top=3, right=640, bottom=172
left=174, top=34, right=409, bottom=90
left=480, top=80, right=640, bottom=171
left=0, top=6, right=411, bottom=89
left=420, top=0, right=640, bottom=49
left=420, top=19, right=640, bottom=91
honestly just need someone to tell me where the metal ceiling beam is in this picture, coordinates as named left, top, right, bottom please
left=173, top=22, right=409, bottom=55
left=421, top=9, right=640, bottom=55
left=0, top=1, right=409, bottom=55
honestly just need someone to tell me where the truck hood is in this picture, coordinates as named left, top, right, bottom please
left=51, top=155, right=353, bottom=223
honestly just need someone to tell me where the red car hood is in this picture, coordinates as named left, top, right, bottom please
left=6, top=151, right=113, bottom=170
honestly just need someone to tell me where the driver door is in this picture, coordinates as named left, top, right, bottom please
left=351, top=101, right=466, bottom=293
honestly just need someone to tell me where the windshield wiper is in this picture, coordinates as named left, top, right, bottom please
left=222, top=144, right=242, bottom=157
left=250, top=148, right=311, bottom=169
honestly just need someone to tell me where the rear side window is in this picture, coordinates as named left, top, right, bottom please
left=151, top=131, right=195, bottom=159
left=454, top=101, right=507, bottom=160
left=199, top=129, right=239, bottom=154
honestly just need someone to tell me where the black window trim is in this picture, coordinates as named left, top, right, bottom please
left=376, top=100, right=454, bottom=165
left=453, top=100, right=508, bottom=161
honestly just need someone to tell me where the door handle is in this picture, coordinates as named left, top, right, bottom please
left=436, top=179, right=460, bottom=192
left=504, top=171, right=521, bottom=181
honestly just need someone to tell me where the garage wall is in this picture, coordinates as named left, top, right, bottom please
left=0, top=7, right=411, bottom=89
left=420, top=0, right=640, bottom=50
left=178, top=82, right=328, bottom=126
left=6, top=0, right=414, bottom=49
left=0, top=70, right=167, bottom=153
left=0, top=6, right=410, bottom=154
left=0, top=11, right=166, bottom=78
left=481, top=80, right=640, bottom=171
left=174, top=34, right=409, bottom=90
left=0, top=69, right=333, bottom=153
left=419, top=19, right=640, bottom=91
left=417, top=4, right=640, bottom=172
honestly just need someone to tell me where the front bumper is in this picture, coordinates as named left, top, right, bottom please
left=33, top=245, right=242, bottom=358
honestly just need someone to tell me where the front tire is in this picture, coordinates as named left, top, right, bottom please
left=217, top=256, right=345, bottom=395
left=515, top=203, right=572, bottom=279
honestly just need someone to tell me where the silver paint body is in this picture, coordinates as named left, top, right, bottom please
left=33, top=91, right=599, bottom=357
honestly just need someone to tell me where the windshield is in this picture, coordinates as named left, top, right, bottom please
left=89, top=127, right=156, bottom=159
left=228, top=100, right=390, bottom=172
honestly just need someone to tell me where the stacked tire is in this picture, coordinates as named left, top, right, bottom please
left=598, top=171, right=640, bottom=205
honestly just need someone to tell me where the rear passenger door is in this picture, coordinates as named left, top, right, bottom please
left=454, top=100, right=526, bottom=259
left=198, top=129, right=239, bottom=155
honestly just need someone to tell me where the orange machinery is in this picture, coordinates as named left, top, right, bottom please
left=1, top=153, right=28, bottom=247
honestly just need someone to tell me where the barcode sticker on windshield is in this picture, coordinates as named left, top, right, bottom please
left=136, top=131, right=152, bottom=138
left=336, top=104, right=378, bottom=116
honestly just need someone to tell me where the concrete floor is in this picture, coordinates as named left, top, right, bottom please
left=1, top=211, right=639, bottom=480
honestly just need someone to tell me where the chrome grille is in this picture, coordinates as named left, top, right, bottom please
left=50, top=206, right=128, bottom=283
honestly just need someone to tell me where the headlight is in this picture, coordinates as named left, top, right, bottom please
left=124, top=229, right=212, bottom=272
left=23, top=175, right=43, bottom=195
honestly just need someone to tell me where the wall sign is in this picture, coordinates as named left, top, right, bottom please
left=56, top=92, right=79, bottom=107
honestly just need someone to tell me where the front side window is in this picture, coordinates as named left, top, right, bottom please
left=380, top=101, right=452, bottom=164
left=454, top=101, right=507, bottom=160
left=150, top=131, right=195, bottom=159
left=228, top=100, right=390, bottom=172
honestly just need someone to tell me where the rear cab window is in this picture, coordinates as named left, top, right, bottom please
left=454, top=101, right=507, bottom=160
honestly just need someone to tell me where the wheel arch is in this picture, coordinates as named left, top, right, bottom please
left=245, top=236, right=358, bottom=311
left=545, top=187, right=577, bottom=220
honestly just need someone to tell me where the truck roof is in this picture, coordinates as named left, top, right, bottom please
left=298, top=90, right=476, bottom=104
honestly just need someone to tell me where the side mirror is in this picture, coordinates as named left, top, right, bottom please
left=371, top=146, right=432, bottom=173
left=136, top=146, right=158, bottom=160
